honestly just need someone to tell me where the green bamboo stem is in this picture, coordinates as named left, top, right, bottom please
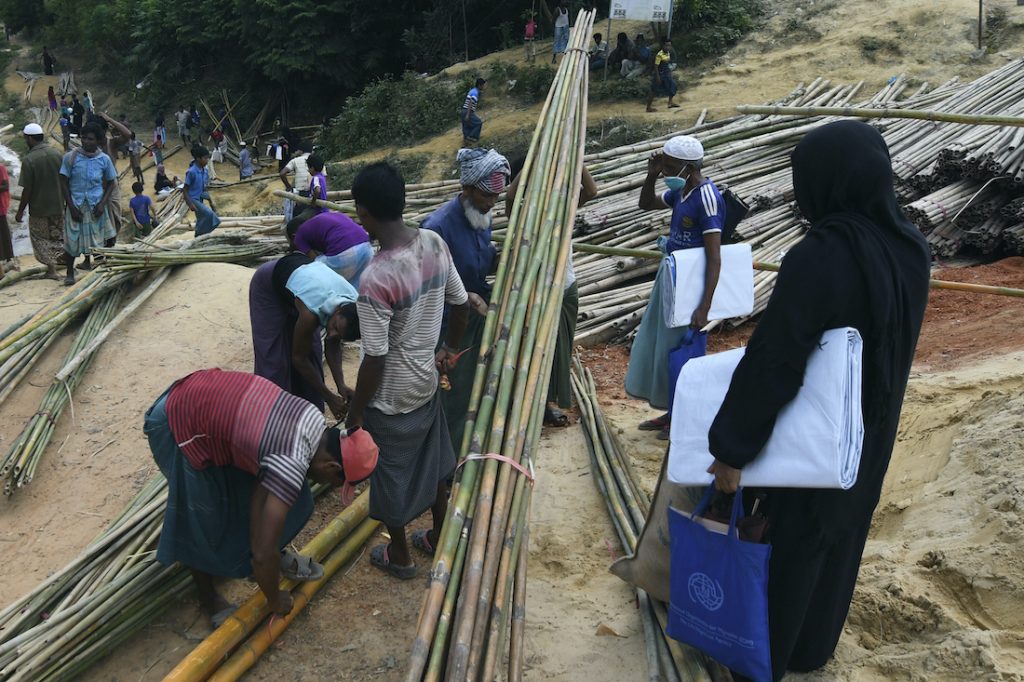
left=737, top=103, right=1024, bottom=127
left=444, top=31, right=588, bottom=678
left=0, top=266, right=47, bottom=290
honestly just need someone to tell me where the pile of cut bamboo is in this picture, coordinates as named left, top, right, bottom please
left=571, top=357, right=720, bottom=681
left=308, top=61, right=1024, bottom=347
left=0, top=477, right=374, bottom=682
left=406, top=10, right=593, bottom=680
left=0, top=282, right=127, bottom=495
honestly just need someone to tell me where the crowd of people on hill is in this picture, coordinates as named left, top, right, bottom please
left=2, top=79, right=337, bottom=284
left=459, top=8, right=680, bottom=146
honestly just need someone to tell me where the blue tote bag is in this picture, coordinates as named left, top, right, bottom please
left=667, top=329, right=707, bottom=413
left=668, top=484, right=772, bottom=681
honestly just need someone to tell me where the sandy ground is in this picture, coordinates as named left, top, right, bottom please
left=1, top=256, right=1017, bottom=681
left=0, top=263, right=650, bottom=682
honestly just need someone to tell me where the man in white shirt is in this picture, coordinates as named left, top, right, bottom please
left=280, top=147, right=321, bottom=221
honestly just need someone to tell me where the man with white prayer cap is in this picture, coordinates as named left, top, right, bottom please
left=421, top=147, right=510, bottom=454
left=625, top=134, right=725, bottom=439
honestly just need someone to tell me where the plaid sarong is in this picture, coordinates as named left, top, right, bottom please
left=363, top=392, right=455, bottom=528
left=64, top=202, right=114, bottom=258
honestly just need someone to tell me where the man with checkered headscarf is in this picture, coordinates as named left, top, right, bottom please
left=421, top=147, right=510, bottom=453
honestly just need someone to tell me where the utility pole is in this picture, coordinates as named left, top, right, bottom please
left=979, top=0, right=984, bottom=50
left=462, top=0, right=470, bottom=63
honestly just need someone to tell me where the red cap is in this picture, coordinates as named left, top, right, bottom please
left=339, top=428, right=378, bottom=506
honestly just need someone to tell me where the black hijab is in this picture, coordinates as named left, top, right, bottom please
left=790, top=120, right=930, bottom=423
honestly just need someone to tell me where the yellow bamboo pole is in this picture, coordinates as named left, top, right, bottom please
left=271, top=190, right=359, bottom=219
left=163, top=491, right=372, bottom=682
left=206, top=518, right=380, bottom=682
left=736, top=104, right=1024, bottom=127
left=750, top=260, right=1024, bottom=298
left=526, top=238, right=1024, bottom=299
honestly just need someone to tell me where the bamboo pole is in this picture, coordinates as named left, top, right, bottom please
left=737, top=104, right=1024, bottom=127
left=164, top=491, right=373, bottom=682
left=0, top=266, right=47, bottom=289
left=207, top=518, right=380, bottom=682
left=54, top=268, right=171, bottom=382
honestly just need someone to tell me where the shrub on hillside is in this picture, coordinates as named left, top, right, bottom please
left=671, top=0, right=765, bottom=60
left=589, top=77, right=649, bottom=102
left=326, top=153, right=431, bottom=192
left=320, top=73, right=461, bottom=158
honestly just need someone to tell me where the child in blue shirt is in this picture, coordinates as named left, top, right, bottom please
left=128, top=181, right=156, bottom=239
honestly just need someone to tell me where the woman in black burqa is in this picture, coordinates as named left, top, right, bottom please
left=705, top=120, right=931, bottom=681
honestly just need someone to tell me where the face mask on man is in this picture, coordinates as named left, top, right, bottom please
left=664, top=166, right=688, bottom=192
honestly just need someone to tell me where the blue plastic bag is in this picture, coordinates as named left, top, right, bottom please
left=668, top=484, right=772, bottom=681
left=667, top=329, right=707, bottom=413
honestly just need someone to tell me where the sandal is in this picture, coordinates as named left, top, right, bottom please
left=656, top=424, right=671, bottom=441
left=638, top=413, right=670, bottom=431
left=75, top=262, right=93, bottom=271
left=411, top=530, right=436, bottom=557
left=370, top=544, right=417, bottom=580
left=63, top=276, right=75, bottom=286
left=279, top=549, right=324, bottom=581
left=543, top=405, right=569, bottom=427
left=210, top=604, right=238, bottom=629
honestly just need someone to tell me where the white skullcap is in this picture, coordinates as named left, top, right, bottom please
left=663, top=135, right=704, bottom=161
left=239, top=141, right=247, bottom=146
left=22, top=123, right=43, bottom=136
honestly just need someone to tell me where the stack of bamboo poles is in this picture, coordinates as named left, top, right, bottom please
left=0, top=282, right=126, bottom=495
left=0, top=478, right=376, bottom=682
left=304, top=60, right=1024, bottom=347
left=0, top=271, right=133, bottom=406
left=0, top=477, right=188, bottom=682
left=406, top=10, right=594, bottom=680
left=571, top=357, right=721, bottom=682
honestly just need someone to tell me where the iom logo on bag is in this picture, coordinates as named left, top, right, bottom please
left=688, top=572, right=724, bottom=611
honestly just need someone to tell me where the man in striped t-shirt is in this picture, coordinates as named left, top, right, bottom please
left=347, top=162, right=470, bottom=579
left=461, top=78, right=486, bottom=145
left=145, top=369, right=378, bottom=625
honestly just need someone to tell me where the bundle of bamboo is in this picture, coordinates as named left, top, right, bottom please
left=0, top=480, right=373, bottom=681
left=0, top=282, right=126, bottom=495
left=406, top=10, right=594, bottom=680
left=571, top=357, right=721, bottom=682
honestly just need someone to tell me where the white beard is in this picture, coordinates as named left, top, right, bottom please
left=461, top=197, right=493, bottom=231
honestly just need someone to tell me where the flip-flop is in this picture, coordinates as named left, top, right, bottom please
left=279, top=549, right=324, bottom=581
left=638, top=414, right=670, bottom=431
left=411, top=530, right=436, bottom=557
left=543, top=405, right=569, bottom=427
left=370, top=544, right=417, bottom=580
left=210, top=604, right=238, bottom=629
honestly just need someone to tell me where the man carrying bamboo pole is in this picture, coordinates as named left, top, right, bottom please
left=506, top=156, right=599, bottom=426
left=422, top=147, right=507, bottom=449
left=346, top=162, right=470, bottom=578
left=144, top=369, right=378, bottom=627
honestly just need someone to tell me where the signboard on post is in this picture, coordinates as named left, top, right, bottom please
left=610, top=0, right=671, bottom=22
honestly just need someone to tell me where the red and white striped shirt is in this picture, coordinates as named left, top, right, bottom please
left=165, top=369, right=324, bottom=506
